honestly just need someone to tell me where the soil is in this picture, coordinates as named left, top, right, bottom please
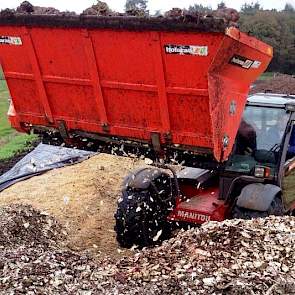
left=0, top=152, right=28, bottom=176
left=251, top=74, right=295, bottom=95
left=0, top=154, right=145, bottom=258
left=0, top=149, right=35, bottom=175
left=0, top=141, right=39, bottom=176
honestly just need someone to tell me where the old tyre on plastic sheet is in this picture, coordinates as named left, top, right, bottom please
left=114, top=171, right=175, bottom=248
left=232, top=195, right=284, bottom=219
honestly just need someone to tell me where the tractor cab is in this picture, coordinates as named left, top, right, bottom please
left=217, top=93, right=295, bottom=213
left=225, top=93, right=295, bottom=180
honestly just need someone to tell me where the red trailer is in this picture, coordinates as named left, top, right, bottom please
left=0, top=15, right=272, bottom=162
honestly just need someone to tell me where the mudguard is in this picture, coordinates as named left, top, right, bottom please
left=177, top=167, right=208, bottom=180
left=236, top=183, right=281, bottom=212
left=123, top=168, right=169, bottom=190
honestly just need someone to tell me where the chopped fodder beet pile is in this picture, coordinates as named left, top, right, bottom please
left=0, top=204, right=66, bottom=248
left=3, top=1, right=77, bottom=16
left=251, top=74, right=295, bottom=95
left=1, top=1, right=240, bottom=28
left=0, top=246, right=117, bottom=294
left=1, top=215, right=294, bottom=294
left=111, top=217, right=295, bottom=294
left=82, top=1, right=115, bottom=16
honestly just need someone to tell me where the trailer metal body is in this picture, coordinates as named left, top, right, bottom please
left=0, top=15, right=272, bottom=162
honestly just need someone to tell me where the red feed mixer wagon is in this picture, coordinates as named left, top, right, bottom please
left=0, top=15, right=271, bottom=162
left=1, top=14, right=289, bottom=248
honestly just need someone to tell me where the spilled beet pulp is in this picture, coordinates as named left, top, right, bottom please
left=0, top=202, right=295, bottom=294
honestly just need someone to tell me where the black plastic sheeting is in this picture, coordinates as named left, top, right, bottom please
left=0, top=144, right=96, bottom=193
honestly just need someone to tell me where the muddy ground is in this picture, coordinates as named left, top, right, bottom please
left=0, top=152, right=28, bottom=176
left=0, top=141, right=39, bottom=175
left=0, top=154, right=146, bottom=258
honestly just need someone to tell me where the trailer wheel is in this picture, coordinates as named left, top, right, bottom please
left=114, top=174, right=174, bottom=248
left=232, top=195, right=284, bottom=219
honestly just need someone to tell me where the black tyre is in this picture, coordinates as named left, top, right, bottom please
left=114, top=172, right=174, bottom=248
left=232, top=195, right=284, bottom=219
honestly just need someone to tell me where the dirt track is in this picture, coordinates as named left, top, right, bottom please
left=0, top=154, right=145, bottom=258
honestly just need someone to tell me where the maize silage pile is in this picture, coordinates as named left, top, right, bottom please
left=1, top=204, right=294, bottom=295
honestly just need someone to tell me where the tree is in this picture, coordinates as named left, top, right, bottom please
left=153, top=10, right=162, bottom=17
left=239, top=2, right=295, bottom=74
left=284, top=3, right=295, bottom=12
left=239, top=9, right=295, bottom=74
left=188, top=4, right=212, bottom=14
left=217, top=2, right=226, bottom=9
left=125, top=0, right=148, bottom=13
left=241, top=2, right=261, bottom=15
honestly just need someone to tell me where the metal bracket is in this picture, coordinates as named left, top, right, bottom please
left=164, top=132, right=172, bottom=143
left=223, top=134, right=230, bottom=148
left=151, top=132, right=161, bottom=152
left=102, top=123, right=110, bottom=133
left=58, top=120, right=69, bottom=139
left=229, top=100, right=237, bottom=115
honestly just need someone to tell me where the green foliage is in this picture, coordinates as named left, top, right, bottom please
left=0, top=80, right=37, bottom=160
left=0, top=135, right=36, bottom=160
left=239, top=4, right=295, bottom=74
left=125, top=0, right=148, bottom=13
left=217, top=2, right=226, bottom=9
left=0, top=81, right=12, bottom=138
left=153, top=10, right=162, bottom=17
left=284, top=3, right=295, bottom=12
left=187, top=4, right=212, bottom=14
left=259, top=72, right=275, bottom=80
left=241, top=2, right=262, bottom=15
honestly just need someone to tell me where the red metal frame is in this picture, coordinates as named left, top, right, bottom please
left=151, top=32, right=171, bottom=136
left=82, top=29, right=109, bottom=130
left=22, top=27, right=53, bottom=123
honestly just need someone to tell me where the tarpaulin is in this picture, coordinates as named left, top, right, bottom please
left=0, top=144, right=96, bottom=193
